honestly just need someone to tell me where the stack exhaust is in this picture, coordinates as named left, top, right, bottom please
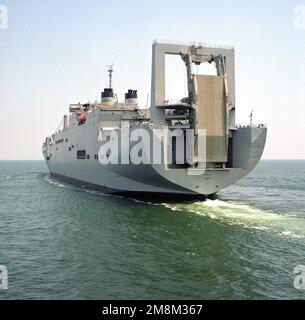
left=125, top=89, right=138, bottom=105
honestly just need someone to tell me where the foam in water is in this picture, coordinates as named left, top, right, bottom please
left=164, top=199, right=305, bottom=240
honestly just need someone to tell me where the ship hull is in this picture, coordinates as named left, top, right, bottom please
left=43, top=109, right=267, bottom=200
left=49, top=172, right=206, bottom=201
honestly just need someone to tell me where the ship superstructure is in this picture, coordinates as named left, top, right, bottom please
left=42, top=40, right=267, bottom=199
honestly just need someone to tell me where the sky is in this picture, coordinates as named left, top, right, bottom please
left=0, top=0, right=305, bottom=160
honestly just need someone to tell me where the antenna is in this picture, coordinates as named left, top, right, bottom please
left=105, top=64, right=114, bottom=89
left=146, top=93, right=149, bottom=110
left=249, top=109, right=254, bottom=127
left=144, top=93, right=149, bottom=118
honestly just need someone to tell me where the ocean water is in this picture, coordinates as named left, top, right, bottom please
left=0, top=160, right=305, bottom=299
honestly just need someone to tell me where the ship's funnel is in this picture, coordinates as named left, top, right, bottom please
left=125, top=89, right=138, bottom=105
left=101, top=88, right=114, bottom=106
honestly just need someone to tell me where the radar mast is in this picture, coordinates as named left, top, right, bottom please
left=106, top=64, right=114, bottom=89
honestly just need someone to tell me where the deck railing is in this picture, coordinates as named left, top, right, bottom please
left=236, top=123, right=267, bottom=128
left=153, top=39, right=234, bottom=50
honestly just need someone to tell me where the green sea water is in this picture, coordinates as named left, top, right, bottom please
left=0, top=160, right=305, bottom=299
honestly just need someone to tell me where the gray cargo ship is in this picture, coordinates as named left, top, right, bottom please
left=42, top=40, right=267, bottom=199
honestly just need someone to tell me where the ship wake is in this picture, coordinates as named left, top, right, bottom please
left=161, top=199, right=305, bottom=240
left=42, top=174, right=305, bottom=240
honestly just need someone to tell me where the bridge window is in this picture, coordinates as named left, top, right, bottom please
left=77, top=150, right=86, bottom=159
